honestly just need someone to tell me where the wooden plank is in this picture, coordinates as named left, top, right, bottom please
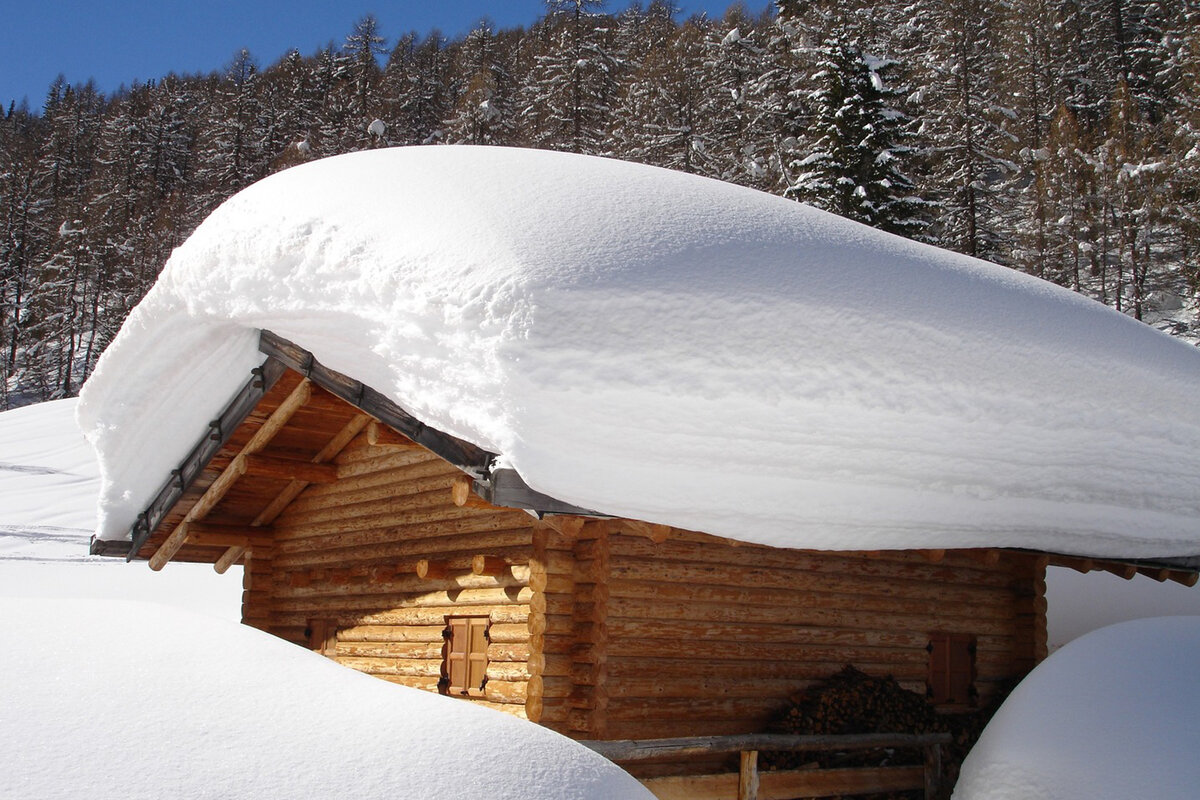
left=214, top=545, right=246, bottom=574
left=243, top=454, right=338, bottom=483
left=738, top=751, right=759, bottom=800
left=582, top=732, right=951, bottom=762
left=641, top=765, right=925, bottom=800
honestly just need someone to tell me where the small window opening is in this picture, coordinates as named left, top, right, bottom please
left=927, top=632, right=976, bottom=706
left=441, top=616, right=490, bottom=697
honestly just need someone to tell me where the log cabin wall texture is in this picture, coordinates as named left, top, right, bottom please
left=245, top=431, right=540, bottom=718
left=596, top=532, right=1046, bottom=741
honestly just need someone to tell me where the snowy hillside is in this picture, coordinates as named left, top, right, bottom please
left=0, top=398, right=241, bottom=614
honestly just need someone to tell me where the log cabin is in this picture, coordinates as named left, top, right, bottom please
left=80, top=147, right=1200, bottom=798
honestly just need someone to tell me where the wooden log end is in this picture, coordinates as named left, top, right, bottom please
left=472, top=554, right=508, bottom=576
left=416, top=559, right=448, bottom=580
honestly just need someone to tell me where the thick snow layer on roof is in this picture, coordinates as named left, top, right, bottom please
left=78, top=146, right=1200, bottom=555
left=954, top=616, right=1200, bottom=799
left=1, top=596, right=649, bottom=800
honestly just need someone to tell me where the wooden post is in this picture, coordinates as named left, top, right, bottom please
left=924, top=742, right=942, bottom=800
left=738, top=750, right=759, bottom=800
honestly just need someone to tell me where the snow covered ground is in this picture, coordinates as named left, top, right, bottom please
left=955, top=617, right=1200, bottom=800
left=0, top=398, right=242, bottom=617
left=1, top=597, right=649, bottom=800
left=0, top=399, right=649, bottom=799
left=3, top=394, right=1200, bottom=797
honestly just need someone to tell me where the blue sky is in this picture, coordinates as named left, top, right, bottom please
left=1, top=0, right=771, bottom=112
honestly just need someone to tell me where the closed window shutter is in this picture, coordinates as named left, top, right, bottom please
left=444, top=616, right=489, bottom=695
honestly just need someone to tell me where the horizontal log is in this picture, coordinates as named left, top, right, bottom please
left=585, top=732, right=950, bottom=762
left=292, top=461, right=458, bottom=510
left=641, top=765, right=926, bottom=800
left=606, top=576, right=1016, bottom=621
left=488, top=623, right=531, bottom=644
left=606, top=597, right=1022, bottom=637
left=484, top=679, right=528, bottom=704
left=487, top=663, right=533, bottom=682
left=186, top=522, right=276, bottom=549
left=273, top=585, right=534, bottom=614
left=367, top=420, right=418, bottom=448
left=335, top=641, right=444, bottom=659
left=273, top=526, right=534, bottom=567
left=333, top=445, right=442, bottom=475
left=605, top=645, right=922, bottom=675
left=609, top=559, right=1016, bottom=607
left=277, top=485, right=466, bottom=529
left=274, top=508, right=533, bottom=549
left=604, top=696, right=794, bottom=723
left=324, top=605, right=529, bottom=627
left=243, top=453, right=338, bottom=483
left=336, top=624, right=445, bottom=643
left=609, top=536, right=1019, bottom=587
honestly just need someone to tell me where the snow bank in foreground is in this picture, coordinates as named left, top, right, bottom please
left=955, top=617, right=1200, bottom=800
left=78, top=146, right=1200, bottom=556
left=1, top=597, right=649, bottom=800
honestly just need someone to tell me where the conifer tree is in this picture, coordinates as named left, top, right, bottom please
left=787, top=31, right=922, bottom=237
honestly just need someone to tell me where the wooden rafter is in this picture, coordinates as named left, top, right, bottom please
left=148, top=378, right=312, bottom=571
left=248, top=412, right=370, bottom=528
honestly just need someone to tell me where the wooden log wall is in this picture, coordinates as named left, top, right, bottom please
left=251, top=431, right=540, bottom=718
left=597, top=530, right=1046, bottom=741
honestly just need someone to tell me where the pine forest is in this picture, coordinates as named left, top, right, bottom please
left=2, top=0, right=1199, bottom=407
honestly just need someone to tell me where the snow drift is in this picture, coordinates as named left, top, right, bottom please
left=0, top=597, right=650, bottom=800
left=954, top=616, right=1200, bottom=800
left=78, top=146, right=1200, bottom=556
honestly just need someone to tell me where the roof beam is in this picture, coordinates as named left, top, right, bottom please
left=148, top=379, right=311, bottom=570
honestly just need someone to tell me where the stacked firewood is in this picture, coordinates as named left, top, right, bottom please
left=764, top=666, right=939, bottom=772
left=762, top=666, right=1007, bottom=797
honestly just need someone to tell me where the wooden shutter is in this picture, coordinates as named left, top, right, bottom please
left=444, top=616, right=489, bottom=696
left=928, top=632, right=975, bottom=706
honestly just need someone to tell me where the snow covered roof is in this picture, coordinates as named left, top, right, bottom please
left=78, top=146, right=1200, bottom=558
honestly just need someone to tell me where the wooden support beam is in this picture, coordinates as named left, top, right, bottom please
left=1138, top=566, right=1171, bottom=582
left=214, top=546, right=246, bottom=574
left=367, top=420, right=418, bottom=448
left=1171, top=571, right=1200, bottom=588
left=148, top=379, right=311, bottom=570
left=251, top=412, right=370, bottom=527
left=738, top=751, right=759, bottom=800
left=1099, top=562, right=1139, bottom=580
left=243, top=454, right=338, bottom=483
left=185, top=523, right=274, bottom=550
left=472, top=555, right=508, bottom=576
